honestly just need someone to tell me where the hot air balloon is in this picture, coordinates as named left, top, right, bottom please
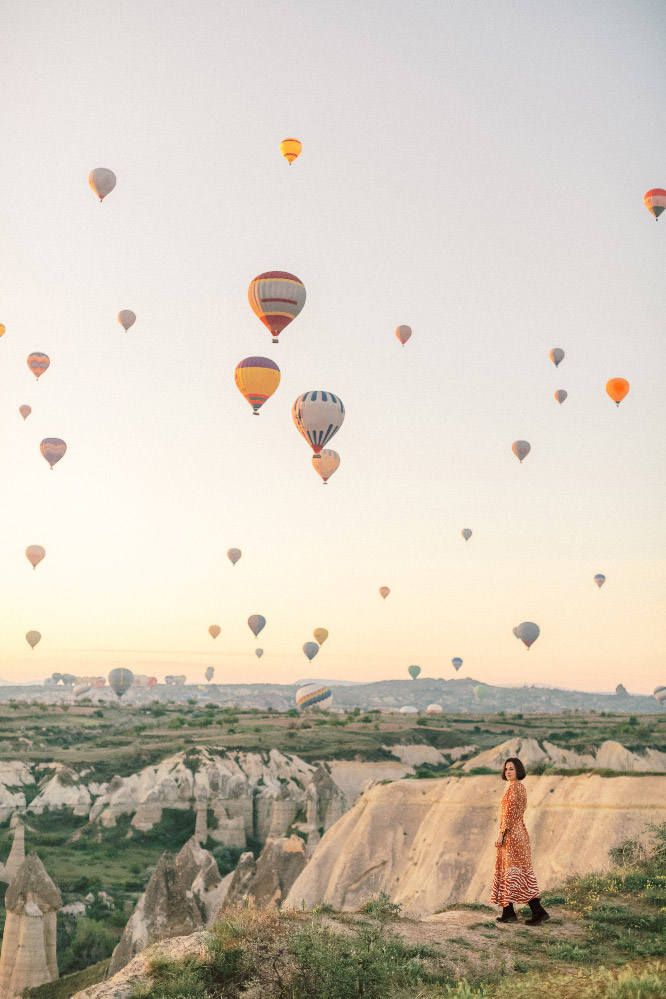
left=512, top=626, right=520, bottom=640
left=19, top=406, right=31, bottom=420
left=165, top=675, right=175, bottom=685
left=74, top=683, right=92, bottom=699
left=379, top=587, right=390, bottom=600
left=27, top=353, right=50, bottom=380
left=255, top=648, right=264, bottom=658
left=40, top=438, right=67, bottom=469
left=292, top=391, right=345, bottom=457
left=408, top=664, right=421, bottom=680
left=205, top=667, right=215, bottom=682
left=89, top=168, right=116, bottom=201
left=227, top=548, right=242, bottom=566
left=313, top=448, right=340, bottom=483
left=26, top=631, right=41, bottom=650
left=0, top=324, right=5, bottom=337
left=452, top=657, right=463, bottom=672
left=512, top=440, right=531, bottom=463
left=644, top=189, right=666, bottom=220
left=248, top=271, right=306, bottom=343
left=92, top=677, right=106, bottom=687
left=147, top=677, right=157, bottom=688
left=461, top=529, right=472, bottom=542
left=399, top=705, right=418, bottom=714
left=174, top=675, right=186, bottom=685
left=51, top=673, right=62, bottom=684
left=25, top=546, right=46, bottom=570
left=606, top=378, right=630, bottom=407
left=235, top=357, right=280, bottom=414
left=549, top=348, right=565, bottom=367
left=426, top=703, right=443, bottom=714
left=209, top=625, right=221, bottom=639
left=396, top=325, right=412, bottom=345
left=118, top=310, right=136, bottom=331
left=474, top=684, right=490, bottom=702
left=517, top=622, right=540, bottom=649
left=303, top=642, right=319, bottom=662
left=248, top=614, right=266, bottom=637
left=313, top=628, right=328, bottom=645
left=296, top=683, right=332, bottom=711
left=653, top=686, right=666, bottom=705
left=61, top=674, right=76, bottom=686
left=280, top=138, right=302, bottom=164
left=108, top=668, right=133, bottom=697
left=594, top=574, right=606, bottom=589
left=554, top=390, right=568, bottom=405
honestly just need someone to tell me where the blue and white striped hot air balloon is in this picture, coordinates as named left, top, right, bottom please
left=292, top=391, right=345, bottom=459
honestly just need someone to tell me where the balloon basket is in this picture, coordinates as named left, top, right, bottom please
left=272, top=338, right=279, bottom=344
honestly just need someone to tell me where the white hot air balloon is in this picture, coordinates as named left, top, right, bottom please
left=88, top=168, right=117, bottom=201
left=118, top=310, right=136, bottom=331
left=512, top=440, right=531, bottom=463
left=292, top=391, right=345, bottom=459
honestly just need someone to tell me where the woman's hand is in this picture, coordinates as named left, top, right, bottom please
left=495, top=835, right=504, bottom=849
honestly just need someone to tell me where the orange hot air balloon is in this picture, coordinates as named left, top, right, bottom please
left=19, top=406, right=32, bottom=421
left=644, top=188, right=666, bottom=220
left=26, top=545, right=46, bottom=570
left=606, top=378, right=629, bottom=407
left=379, top=586, right=390, bottom=600
left=0, top=324, right=5, bottom=337
left=235, top=357, right=281, bottom=414
left=248, top=272, right=306, bottom=343
left=27, top=353, right=50, bottom=380
left=40, top=438, right=67, bottom=469
left=208, top=625, right=221, bottom=639
left=280, top=138, right=302, bottom=164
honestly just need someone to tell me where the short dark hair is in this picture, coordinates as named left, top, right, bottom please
left=502, top=757, right=526, bottom=780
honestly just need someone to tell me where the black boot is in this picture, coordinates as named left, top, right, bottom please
left=497, top=903, right=517, bottom=923
left=525, top=897, right=550, bottom=925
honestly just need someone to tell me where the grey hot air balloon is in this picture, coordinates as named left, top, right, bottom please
left=549, top=348, right=565, bottom=367
left=227, top=548, right=242, bottom=566
left=512, top=626, right=520, bottom=640
left=452, top=657, right=463, bottom=671
left=108, top=668, right=134, bottom=697
left=205, top=667, right=215, bottom=682
left=255, top=648, right=264, bottom=658
left=118, top=310, right=136, bottom=331
left=461, top=528, right=472, bottom=541
left=512, top=440, right=531, bottom=463
left=554, top=390, right=568, bottom=405
left=89, top=168, right=116, bottom=201
left=516, top=622, right=540, bottom=649
left=248, top=614, right=266, bottom=637
left=303, top=642, right=319, bottom=662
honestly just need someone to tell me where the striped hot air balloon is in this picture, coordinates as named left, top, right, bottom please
left=653, top=686, right=666, bottom=705
left=40, top=438, right=67, bottom=469
left=248, top=271, right=306, bottom=343
left=27, top=353, right=50, bottom=380
left=108, top=668, right=134, bottom=697
left=313, top=449, right=340, bottom=483
left=19, top=406, right=31, bottom=420
left=235, top=357, right=281, bottom=414
left=280, top=138, right=302, bottom=164
left=292, top=391, right=345, bottom=457
left=296, top=683, right=332, bottom=711
left=644, top=189, right=666, bottom=220
left=594, top=574, right=606, bottom=589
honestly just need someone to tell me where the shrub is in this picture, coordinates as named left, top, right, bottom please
left=359, top=890, right=402, bottom=923
left=58, top=917, right=116, bottom=975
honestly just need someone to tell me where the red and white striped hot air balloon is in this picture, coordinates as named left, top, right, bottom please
left=248, top=271, right=306, bottom=344
left=40, top=438, right=67, bottom=469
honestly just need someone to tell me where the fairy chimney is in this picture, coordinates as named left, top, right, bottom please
left=4, top=823, right=25, bottom=883
left=0, top=854, right=61, bottom=998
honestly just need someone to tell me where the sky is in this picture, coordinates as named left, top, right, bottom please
left=1, top=1, right=664, bottom=694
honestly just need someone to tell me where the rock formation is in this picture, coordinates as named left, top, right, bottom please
left=460, top=737, right=666, bottom=773
left=223, top=835, right=308, bottom=909
left=284, top=773, right=666, bottom=918
left=0, top=822, right=25, bottom=884
left=0, top=854, right=62, bottom=998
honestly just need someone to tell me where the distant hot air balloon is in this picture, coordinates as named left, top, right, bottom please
left=313, top=449, right=340, bottom=484
left=165, top=675, right=175, bottom=685
left=516, top=621, right=540, bottom=649
left=461, top=528, right=472, bottom=542
left=474, top=684, right=490, bottom=702
left=205, top=667, right=215, bottom=682
left=235, top=357, right=281, bottom=414
left=280, top=138, right=302, bottom=164
left=512, top=440, right=531, bottom=463
left=51, top=673, right=62, bottom=684
left=426, top=703, right=443, bottom=714
left=89, top=168, right=116, bottom=202
left=174, top=675, right=186, bottom=685
left=512, top=626, right=520, bottom=640
left=248, top=271, right=306, bottom=343
left=296, top=683, right=332, bottom=711
left=396, top=325, right=412, bottom=346
left=255, top=648, right=264, bottom=658
left=644, top=189, right=666, bottom=220
left=554, top=390, right=568, bottom=405
left=40, top=438, right=67, bottom=469
left=93, top=677, right=106, bottom=687
left=452, top=657, right=463, bottom=672
left=594, top=574, right=606, bottom=589
left=147, top=676, right=157, bottom=688
left=25, top=545, right=46, bottom=570
left=19, top=406, right=31, bottom=420
left=549, top=348, right=565, bottom=367
left=400, top=705, right=418, bottom=714
left=292, top=391, right=345, bottom=456
left=108, top=668, right=134, bottom=697
left=227, top=548, right=242, bottom=566
left=26, top=631, right=41, bottom=650
left=118, top=310, right=136, bottom=331
left=0, top=324, right=5, bottom=337
left=408, top=664, right=421, bottom=680
left=303, top=641, right=319, bottom=662
left=61, top=674, right=76, bottom=686
left=27, top=353, right=50, bottom=380
left=313, top=628, right=328, bottom=645
left=209, top=625, right=221, bottom=639
left=653, top=686, right=666, bottom=705
left=248, top=614, right=266, bottom=637
left=606, top=378, right=630, bottom=407
left=379, top=587, right=390, bottom=600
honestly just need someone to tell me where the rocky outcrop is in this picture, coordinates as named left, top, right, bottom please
left=461, top=737, right=666, bottom=773
left=28, top=768, right=92, bottom=816
left=0, top=854, right=62, bottom=998
left=224, top=836, right=307, bottom=909
left=75, top=931, right=210, bottom=999
left=284, top=774, right=666, bottom=918
left=0, top=823, right=25, bottom=884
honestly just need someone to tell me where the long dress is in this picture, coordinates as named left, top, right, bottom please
left=490, top=779, right=540, bottom=905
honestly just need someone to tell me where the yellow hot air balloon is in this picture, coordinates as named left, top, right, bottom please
left=0, top=324, right=5, bottom=337
left=25, top=545, right=46, bottom=570
left=280, top=138, right=302, bottom=164
left=606, top=378, right=630, bottom=407
left=234, top=357, right=281, bottom=414
left=313, top=628, right=328, bottom=645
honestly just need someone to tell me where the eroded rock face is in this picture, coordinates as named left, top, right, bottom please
left=224, top=835, right=307, bottom=909
left=0, top=853, right=62, bottom=997
left=28, top=768, right=92, bottom=816
left=461, top=738, right=666, bottom=773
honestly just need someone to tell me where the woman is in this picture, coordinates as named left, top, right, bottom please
left=490, top=757, right=549, bottom=925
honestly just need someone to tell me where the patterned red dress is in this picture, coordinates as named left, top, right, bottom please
left=490, top=780, right=540, bottom=905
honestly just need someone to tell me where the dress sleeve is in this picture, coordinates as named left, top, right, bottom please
left=500, top=784, right=522, bottom=835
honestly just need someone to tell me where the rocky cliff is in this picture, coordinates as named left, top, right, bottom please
left=461, top=737, right=666, bottom=772
left=0, top=854, right=62, bottom=998
left=284, top=774, right=666, bottom=918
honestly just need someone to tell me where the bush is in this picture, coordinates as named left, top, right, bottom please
left=210, top=844, right=244, bottom=876
left=359, top=891, right=402, bottom=923
left=58, top=917, right=116, bottom=975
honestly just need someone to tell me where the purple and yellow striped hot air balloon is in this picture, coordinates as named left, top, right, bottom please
left=234, top=357, right=281, bottom=414
left=27, top=353, right=50, bottom=380
left=248, top=271, right=306, bottom=344
left=296, top=683, right=332, bottom=711
left=40, top=438, right=67, bottom=469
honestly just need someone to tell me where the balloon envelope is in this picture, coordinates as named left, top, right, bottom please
left=426, top=703, right=443, bottom=714
left=51, top=673, right=62, bottom=683
left=379, top=586, right=390, bottom=600
left=235, top=356, right=280, bottom=414
left=27, top=353, right=50, bottom=379
left=227, top=548, right=242, bottom=566
left=594, top=574, right=606, bottom=588
left=474, top=684, right=490, bottom=702
left=517, top=621, right=540, bottom=648
left=89, top=168, right=116, bottom=201
left=248, top=614, right=266, bottom=637
left=26, top=545, right=46, bottom=569
left=303, top=641, right=319, bottom=662
left=653, top=686, right=666, bottom=705
left=118, top=310, right=136, bottom=331
left=26, top=631, right=41, bottom=649
left=408, top=664, right=421, bottom=680
left=205, top=667, right=215, bottom=682
left=512, top=440, right=531, bottom=463
left=292, top=391, right=345, bottom=455
left=549, top=348, right=564, bottom=367
left=0, top=324, right=5, bottom=337
left=512, top=626, right=520, bottom=639
left=255, top=648, right=264, bottom=658
left=313, top=628, right=329, bottom=645
left=108, top=668, right=134, bottom=697
left=147, top=677, right=157, bottom=688
left=452, top=657, right=463, bottom=671
left=400, top=705, right=418, bottom=714
left=208, top=625, right=221, bottom=639
left=644, top=188, right=666, bottom=220
left=248, top=271, right=306, bottom=342
left=313, top=449, right=340, bottom=483
left=606, top=378, right=630, bottom=406
left=280, top=138, right=302, bottom=164
left=40, top=438, right=67, bottom=469
left=296, top=683, right=332, bottom=711
left=461, top=528, right=472, bottom=541
left=554, top=390, right=568, bottom=405
left=396, top=325, right=412, bottom=345
left=19, top=405, right=31, bottom=420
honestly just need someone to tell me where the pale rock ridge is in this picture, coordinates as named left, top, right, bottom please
left=284, top=774, right=666, bottom=918
left=2, top=823, right=26, bottom=884
left=75, top=931, right=210, bottom=999
left=28, top=768, right=92, bottom=816
left=223, top=835, right=307, bottom=909
left=0, top=853, right=62, bottom=998
left=461, top=738, right=666, bottom=773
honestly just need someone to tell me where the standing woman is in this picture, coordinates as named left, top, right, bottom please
left=490, top=757, right=550, bottom=925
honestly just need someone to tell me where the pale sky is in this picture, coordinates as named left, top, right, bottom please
left=1, top=1, right=664, bottom=693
